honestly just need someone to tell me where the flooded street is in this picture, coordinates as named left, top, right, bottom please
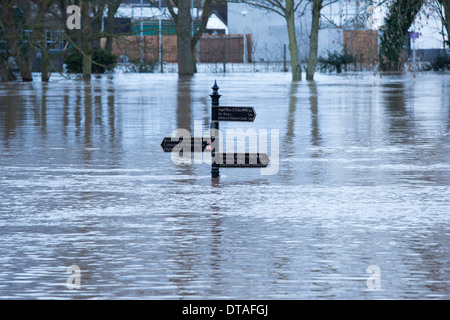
left=0, top=72, right=449, bottom=299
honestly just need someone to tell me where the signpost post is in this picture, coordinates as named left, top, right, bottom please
left=210, top=81, right=221, bottom=179
left=161, top=81, right=270, bottom=179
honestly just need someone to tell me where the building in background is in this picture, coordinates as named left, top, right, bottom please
left=228, top=0, right=447, bottom=65
left=228, top=1, right=383, bottom=64
left=115, top=0, right=228, bottom=35
left=109, top=0, right=249, bottom=63
left=105, top=0, right=447, bottom=66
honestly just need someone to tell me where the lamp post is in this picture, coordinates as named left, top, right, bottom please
left=159, top=0, right=163, bottom=72
left=409, top=31, right=419, bottom=65
left=241, top=10, right=248, bottom=64
left=140, top=0, right=144, bottom=64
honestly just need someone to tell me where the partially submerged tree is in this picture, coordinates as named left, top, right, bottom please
left=237, top=0, right=304, bottom=81
left=0, top=1, right=40, bottom=81
left=66, top=0, right=108, bottom=79
left=53, top=0, right=121, bottom=80
left=0, top=4, right=17, bottom=81
left=434, top=0, right=450, bottom=52
left=420, top=0, right=450, bottom=55
left=80, top=1, right=92, bottom=79
left=104, top=0, right=122, bottom=53
left=236, top=0, right=340, bottom=81
left=32, top=0, right=57, bottom=82
left=0, top=0, right=65, bottom=82
left=443, top=0, right=450, bottom=45
left=0, top=0, right=120, bottom=82
left=306, top=0, right=322, bottom=80
left=166, top=0, right=213, bottom=76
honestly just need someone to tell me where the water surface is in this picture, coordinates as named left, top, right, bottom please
left=0, top=72, right=449, bottom=299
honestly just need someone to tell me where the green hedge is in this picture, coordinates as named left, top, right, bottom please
left=318, top=51, right=355, bottom=73
left=431, top=55, right=450, bottom=71
left=65, top=49, right=117, bottom=74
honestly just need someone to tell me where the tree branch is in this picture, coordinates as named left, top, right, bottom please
left=166, top=0, right=178, bottom=22
left=192, top=0, right=213, bottom=47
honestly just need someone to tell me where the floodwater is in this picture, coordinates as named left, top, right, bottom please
left=0, top=72, right=449, bottom=300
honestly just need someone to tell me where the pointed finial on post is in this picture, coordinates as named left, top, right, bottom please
left=212, top=80, right=219, bottom=92
left=210, top=80, right=221, bottom=107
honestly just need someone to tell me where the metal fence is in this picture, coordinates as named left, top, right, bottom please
left=109, top=34, right=252, bottom=64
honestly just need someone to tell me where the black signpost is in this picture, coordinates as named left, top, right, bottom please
left=209, top=81, right=269, bottom=178
left=161, top=81, right=270, bottom=179
left=210, top=82, right=221, bottom=179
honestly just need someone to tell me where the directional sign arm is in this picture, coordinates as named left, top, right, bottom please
left=212, top=107, right=256, bottom=122
left=214, top=153, right=270, bottom=168
left=161, top=137, right=208, bottom=153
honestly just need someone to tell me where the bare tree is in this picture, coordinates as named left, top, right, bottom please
left=235, top=0, right=338, bottom=81
left=0, top=1, right=42, bottom=81
left=1, top=0, right=71, bottom=82
left=310, top=0, right=384, bottom=78
left=60, top=0, right=121, bottom=79
left=104, top=0, right=122, bottom=53
left=166, top=0, right=213, bottom=76
left=0, top=2, right=17, bottom=81
left=32, top=0, right=58, bottom=82
left=235, top=0, right=305, bottom=81
left=0, top=1, right=124, bottom=82
left=306, top=0, right=322, bottom=80
left=435, top=0, right=450, bottom=53
left=443, top=0, right=450, bottom=44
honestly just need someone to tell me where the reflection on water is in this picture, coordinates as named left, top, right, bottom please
left=0, top=72, right=449, bottom=299
left=308, top=81, right=321, bottom=148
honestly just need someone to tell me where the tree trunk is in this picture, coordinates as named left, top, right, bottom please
left=167, top=0, right=212, bottom=76
left=1, top=1, right=35, bottom=81
left=306, top=0, right=322, bottom=81
left=81, top=1, right=92, bottom=80
left=0, top=11, right=16, bottom=81
left=34, top=0, right=52, bottom=82
left=21, top=53, right=35, bottom=82
left=176, top=0, right=196, bottom=76
left=91, top=3, right=105, bottom=50
left=379, top=0, right=425, bottom=72
left=0, top=55, right=16, bottom=82
left=174, top=1, right=197, bottom=76
left=104, top=0, right=122, bottom=53
left=40, top=33, right=51, bottom=82
left=286, top=0, right=302, bottom=81
left=443, top=0, right=450, bottom=49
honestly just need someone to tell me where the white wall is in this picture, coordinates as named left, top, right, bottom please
left=228, top=3, right=289, bottom=62
left=411, top=7, right=448, bottom=50
left=228, top=2, right=344, bottom=62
